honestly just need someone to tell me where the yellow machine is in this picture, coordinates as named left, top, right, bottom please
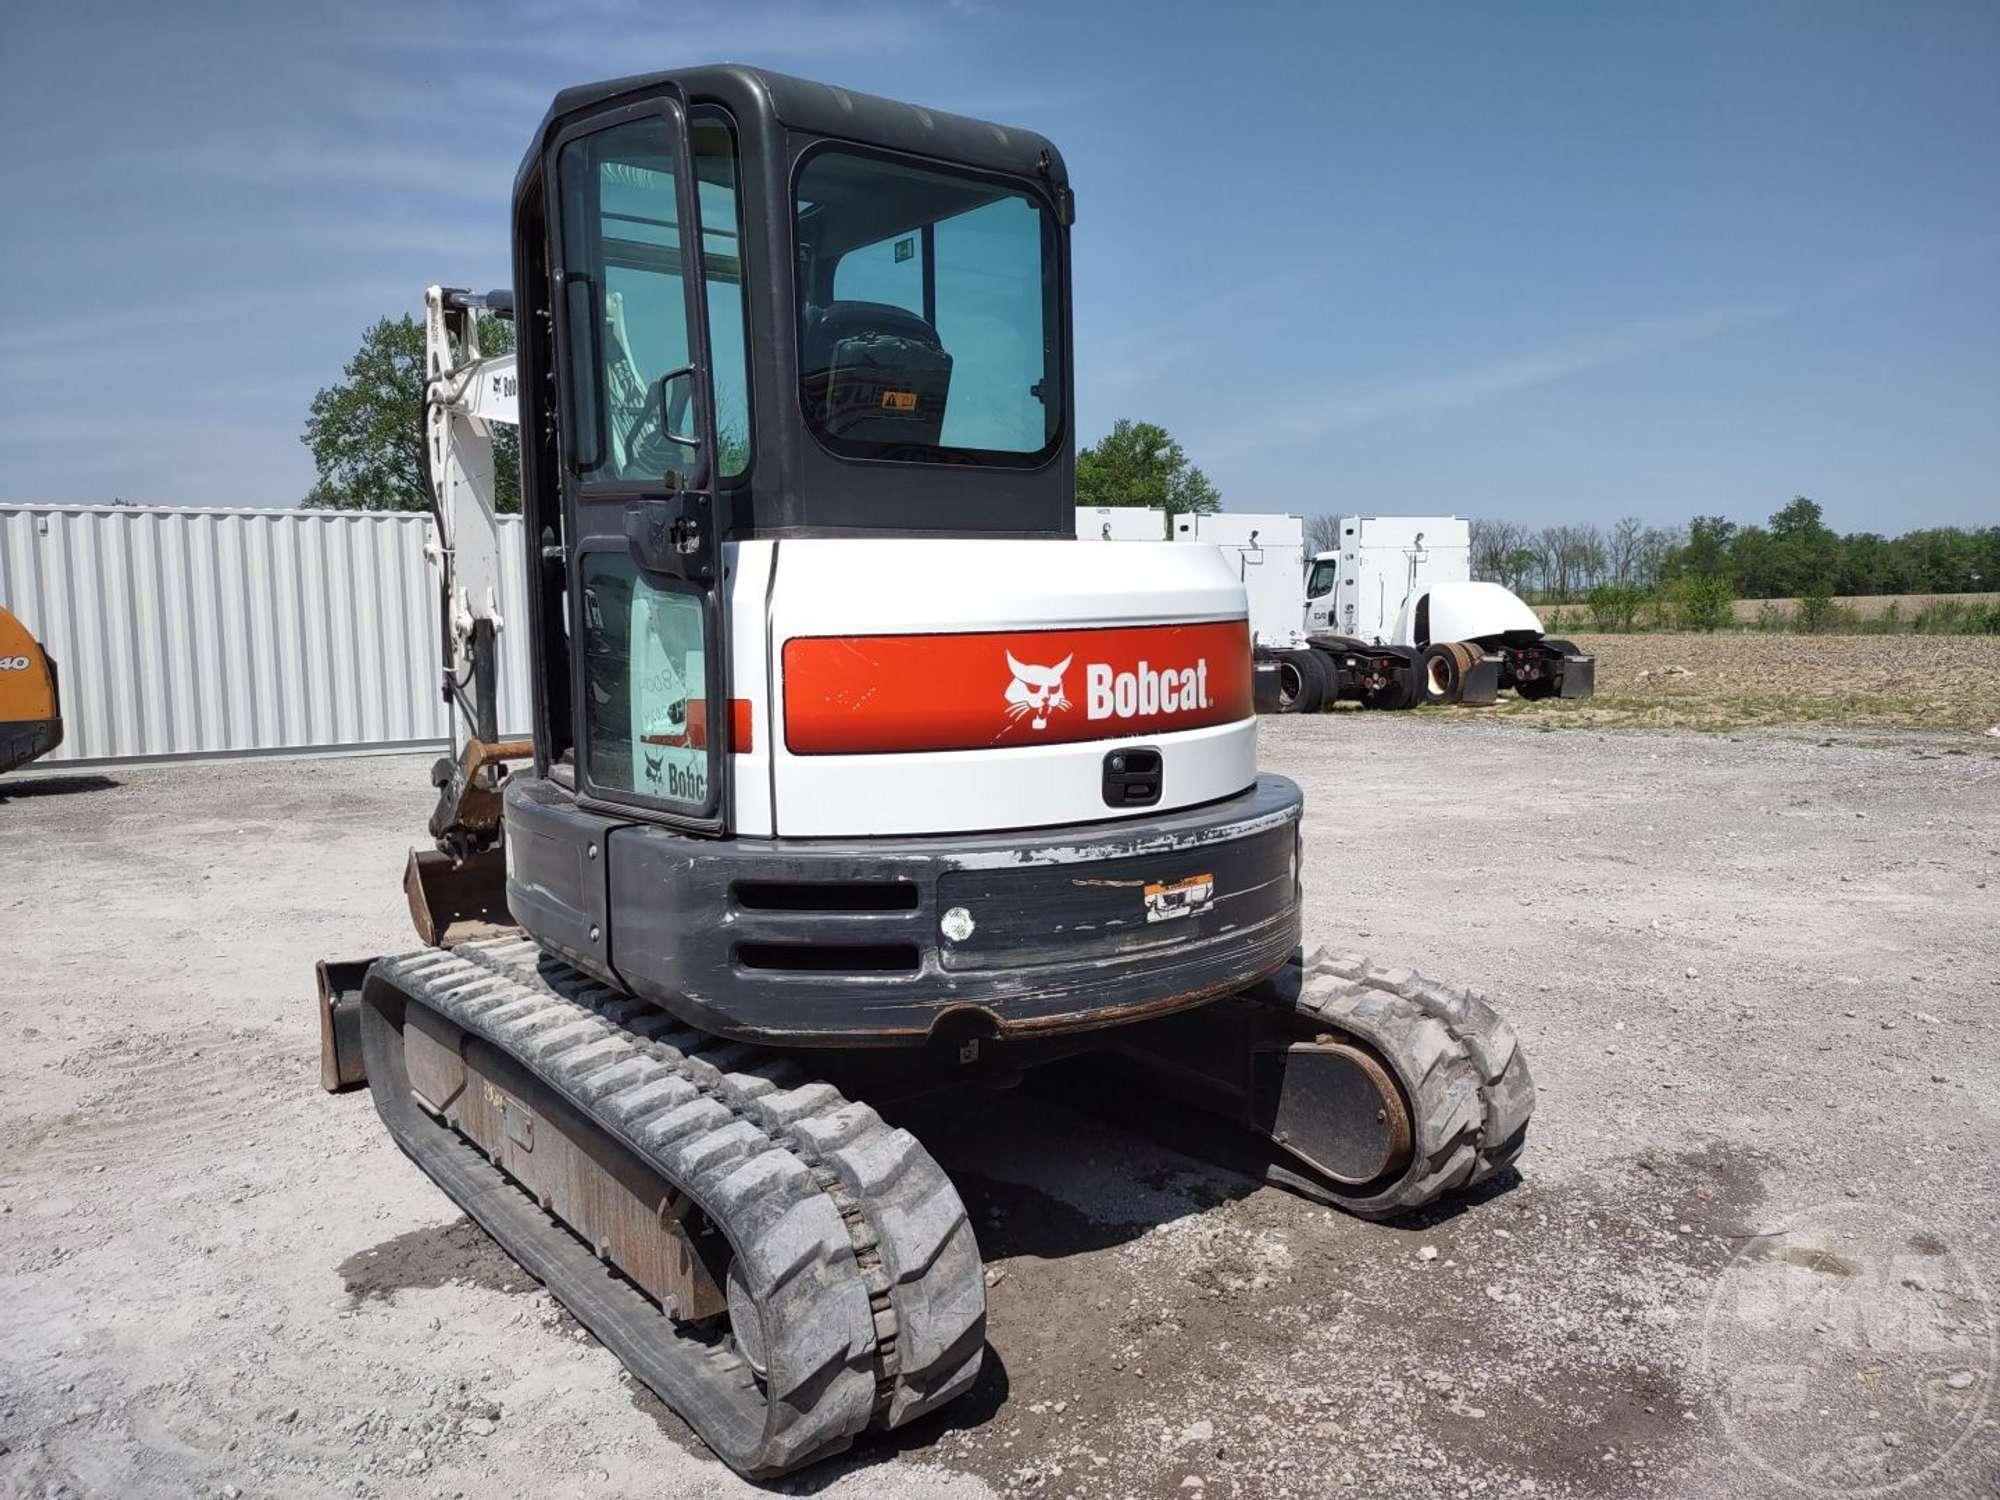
left=0, top=607, right=62, bottom=775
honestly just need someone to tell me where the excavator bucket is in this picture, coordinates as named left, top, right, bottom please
left=0, top=607, right=62, bottom=776
left=319, top=845, right=517, bottom=1092
left=403, top=845, right=515, bottom=948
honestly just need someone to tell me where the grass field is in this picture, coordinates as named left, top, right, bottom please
left=1720, top=590, right=2000, bottom=624
left=1537, top=590, right=2000, bottom=635
left=1477, top=631, right=2000, bottom=731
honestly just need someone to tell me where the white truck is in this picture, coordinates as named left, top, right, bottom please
left=1298, top=514, right=1592, bottom=710
left=1082, top=509, right=1593, bottom=712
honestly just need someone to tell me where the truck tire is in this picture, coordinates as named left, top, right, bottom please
left=1274, top=650, right=1327, bottom=714
left=1420, top=643, right=1466, bottom=705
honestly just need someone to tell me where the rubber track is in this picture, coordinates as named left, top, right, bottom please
left=1246, top=948, right=1536, bottom=1219
left=365, top=938, right=983, bottom=1476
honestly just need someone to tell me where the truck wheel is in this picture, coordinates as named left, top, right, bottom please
left=1542, top=638, right=1579, bottom=657
left=1420, top=644, right=1466, bottom=705
left=1275, top=650, right=1327, bottom=714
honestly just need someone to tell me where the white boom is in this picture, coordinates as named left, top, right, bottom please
left=422, top=284, right=517, bottom=751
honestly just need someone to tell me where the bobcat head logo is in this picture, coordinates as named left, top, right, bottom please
left=1004, top=651, right=1073, bottom=730
left=643, top=750, right=664, bottom=782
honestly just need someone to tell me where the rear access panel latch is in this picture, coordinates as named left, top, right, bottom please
left=1102, top=746, right=1162, bottom=808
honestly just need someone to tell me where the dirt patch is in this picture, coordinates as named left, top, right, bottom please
left=337, top=1217, right=540, bottom=1304
left=1478, top=632, right=2000, bottom=731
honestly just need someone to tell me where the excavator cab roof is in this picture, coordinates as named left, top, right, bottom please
left=520, top=64, right=1070, bottom=193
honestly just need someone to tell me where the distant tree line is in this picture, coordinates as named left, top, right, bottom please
left=1466, top=498, right=1998, bottom=603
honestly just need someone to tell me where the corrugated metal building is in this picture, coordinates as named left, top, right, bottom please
left=0, top=504, right=530, bottom=766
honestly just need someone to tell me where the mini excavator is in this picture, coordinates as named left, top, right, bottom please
left=315, top=66, right=1534, bottom=1478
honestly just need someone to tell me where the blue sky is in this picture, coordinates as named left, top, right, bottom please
left=1, top=0, right=1994, bottom=531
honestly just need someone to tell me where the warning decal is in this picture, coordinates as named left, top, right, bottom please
left=1143, top=873, right=1215, bottom=923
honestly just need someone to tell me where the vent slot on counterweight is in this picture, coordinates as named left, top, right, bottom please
left=732, top=881, right=921, bottom=913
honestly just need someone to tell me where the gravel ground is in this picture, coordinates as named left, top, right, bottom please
left=4, top=717, right=1998, bottom=1499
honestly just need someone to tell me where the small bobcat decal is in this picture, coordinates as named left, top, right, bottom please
left=1003, top=651, right=1073, bottom=730
left=643, top=750, right=664, bottom=782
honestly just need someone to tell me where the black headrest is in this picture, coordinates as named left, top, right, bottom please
left=802, top=300, right=943, bottom=372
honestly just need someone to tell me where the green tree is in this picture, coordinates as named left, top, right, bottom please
left=1836, top=532, right=1891, bottom=595
left=1729, top=524, right=1777, bottom=597
left=1765, top=495, right=1838, bottom=597
left=301, top=313, right=520, bottom=513
left=1500, top=546, right=1539, bottom=595
left=1675, top=575, right=1736, bottom=632
left=1075, top=419, right=1221, bottom=519
left=1586, top=583, right=1645, bottom=632
left=1669, top=515, right=1737, bottom=580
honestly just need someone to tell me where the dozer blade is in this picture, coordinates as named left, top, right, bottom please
left=404, top=845, right=515, bottom=948
left=355, top=938, right=987, bottom=1478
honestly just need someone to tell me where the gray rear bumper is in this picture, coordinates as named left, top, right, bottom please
left=530, top=775, right=1306, bottom=1048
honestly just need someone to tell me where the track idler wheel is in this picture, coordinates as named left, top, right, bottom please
left=1253, top=1035, right=1412, bottom=1184
left=1242, top=950, right=1535, bottom=1218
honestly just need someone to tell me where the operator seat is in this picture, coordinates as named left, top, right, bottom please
left=801, top=300, right=953, bottom=448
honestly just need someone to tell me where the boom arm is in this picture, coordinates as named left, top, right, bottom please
left=415, top=286, right=530, bottom=903
left=424, top=284, right=518, bottom=750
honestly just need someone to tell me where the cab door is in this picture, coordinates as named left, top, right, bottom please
left=546, top=93, right=731, bottom=833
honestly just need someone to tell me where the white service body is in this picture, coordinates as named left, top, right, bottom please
left=1074, top=506, right=1167, bottom=541
left=1306, top=516, right=1471, bottom=642
left=1169, top=511, right=1309, bottom=650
